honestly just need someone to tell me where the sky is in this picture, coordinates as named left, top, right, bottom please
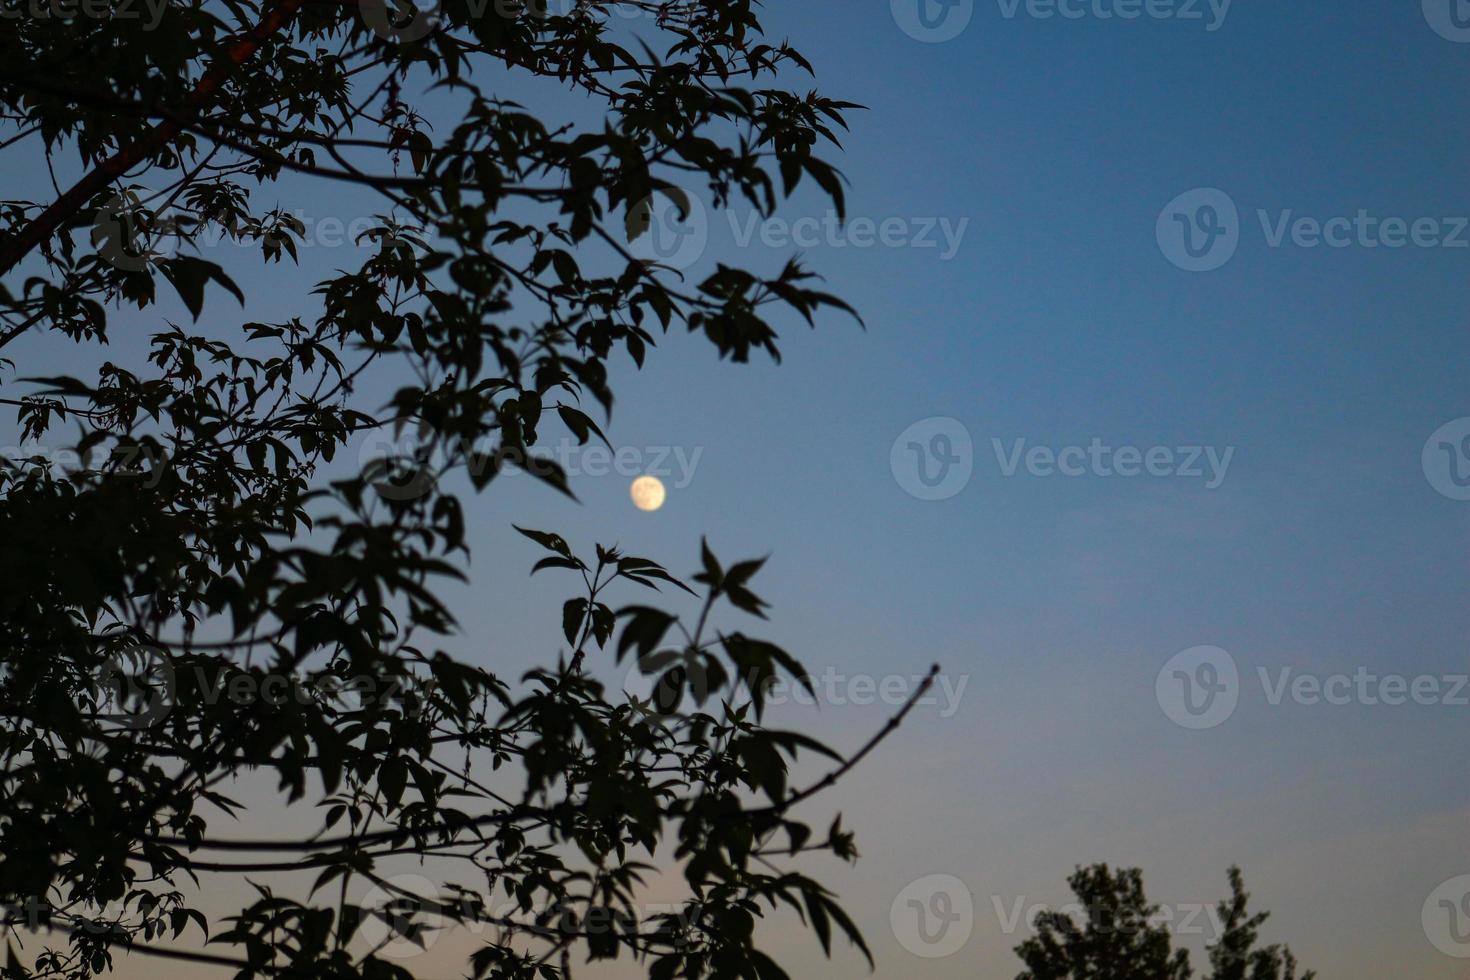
left=509, top=3, right=1467, bottom=975
left=7, top=0, right=1470, bottom=978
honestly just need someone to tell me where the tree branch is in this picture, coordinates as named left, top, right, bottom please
left=0, top=0, right=307, bottom=281
left=765, top=663, right=940, bottom=815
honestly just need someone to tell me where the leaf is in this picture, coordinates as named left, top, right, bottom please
left=616, top=556, right=696, bottom=595
left=590, top=603, right=615, bottom=648
left=531, top=555, right=585, bottom=576
left=158, top=256, right=244, bottom=319
left=557, top=404, right=609, bottom=448
left=524, top=456, right=576, bottom=500
left=563, top=598, right=588, bottom=646
left=697, top=538, right=723, bottom=589
left=379, top=758, right=407, bottom=807
left=514, top=526, right=571, bottom=557
left=615, top=606, right=678, bottom=664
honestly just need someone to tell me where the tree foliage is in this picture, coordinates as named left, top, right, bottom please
left=1015, top=865, right=1314, bottom=980
left=0, top=1, right=907, bottom=978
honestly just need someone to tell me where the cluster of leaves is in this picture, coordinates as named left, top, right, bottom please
left=1015, top=865, right=1314, bottom=980
left=0, top=0, right=885, bottom=978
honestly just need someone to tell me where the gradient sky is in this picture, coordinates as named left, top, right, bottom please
left=529, top=3, right=1467, bottom=975
left=8, top=1, right=1470, bottom=978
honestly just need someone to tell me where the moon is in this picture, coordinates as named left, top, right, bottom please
left=630, top=475, right=666, bottom=512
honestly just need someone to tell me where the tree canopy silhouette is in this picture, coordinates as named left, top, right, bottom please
left=1014, top=865, right=1314, bottom=980
left=0, top=2, right=914, bottom=978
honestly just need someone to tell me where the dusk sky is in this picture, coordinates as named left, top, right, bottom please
left=491, top=3, right=1468, bottom=976
left=8, top=1, right=1470, bottom=977
left=505, top=2, right=1470, bottom=975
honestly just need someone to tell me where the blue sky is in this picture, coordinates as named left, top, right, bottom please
left=8, top=1, right=1470, bottom=977
left=490, top=2, right=1469, bottom=976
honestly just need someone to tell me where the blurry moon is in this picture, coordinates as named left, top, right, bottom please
left=630, top=475, right=666, bottom=512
